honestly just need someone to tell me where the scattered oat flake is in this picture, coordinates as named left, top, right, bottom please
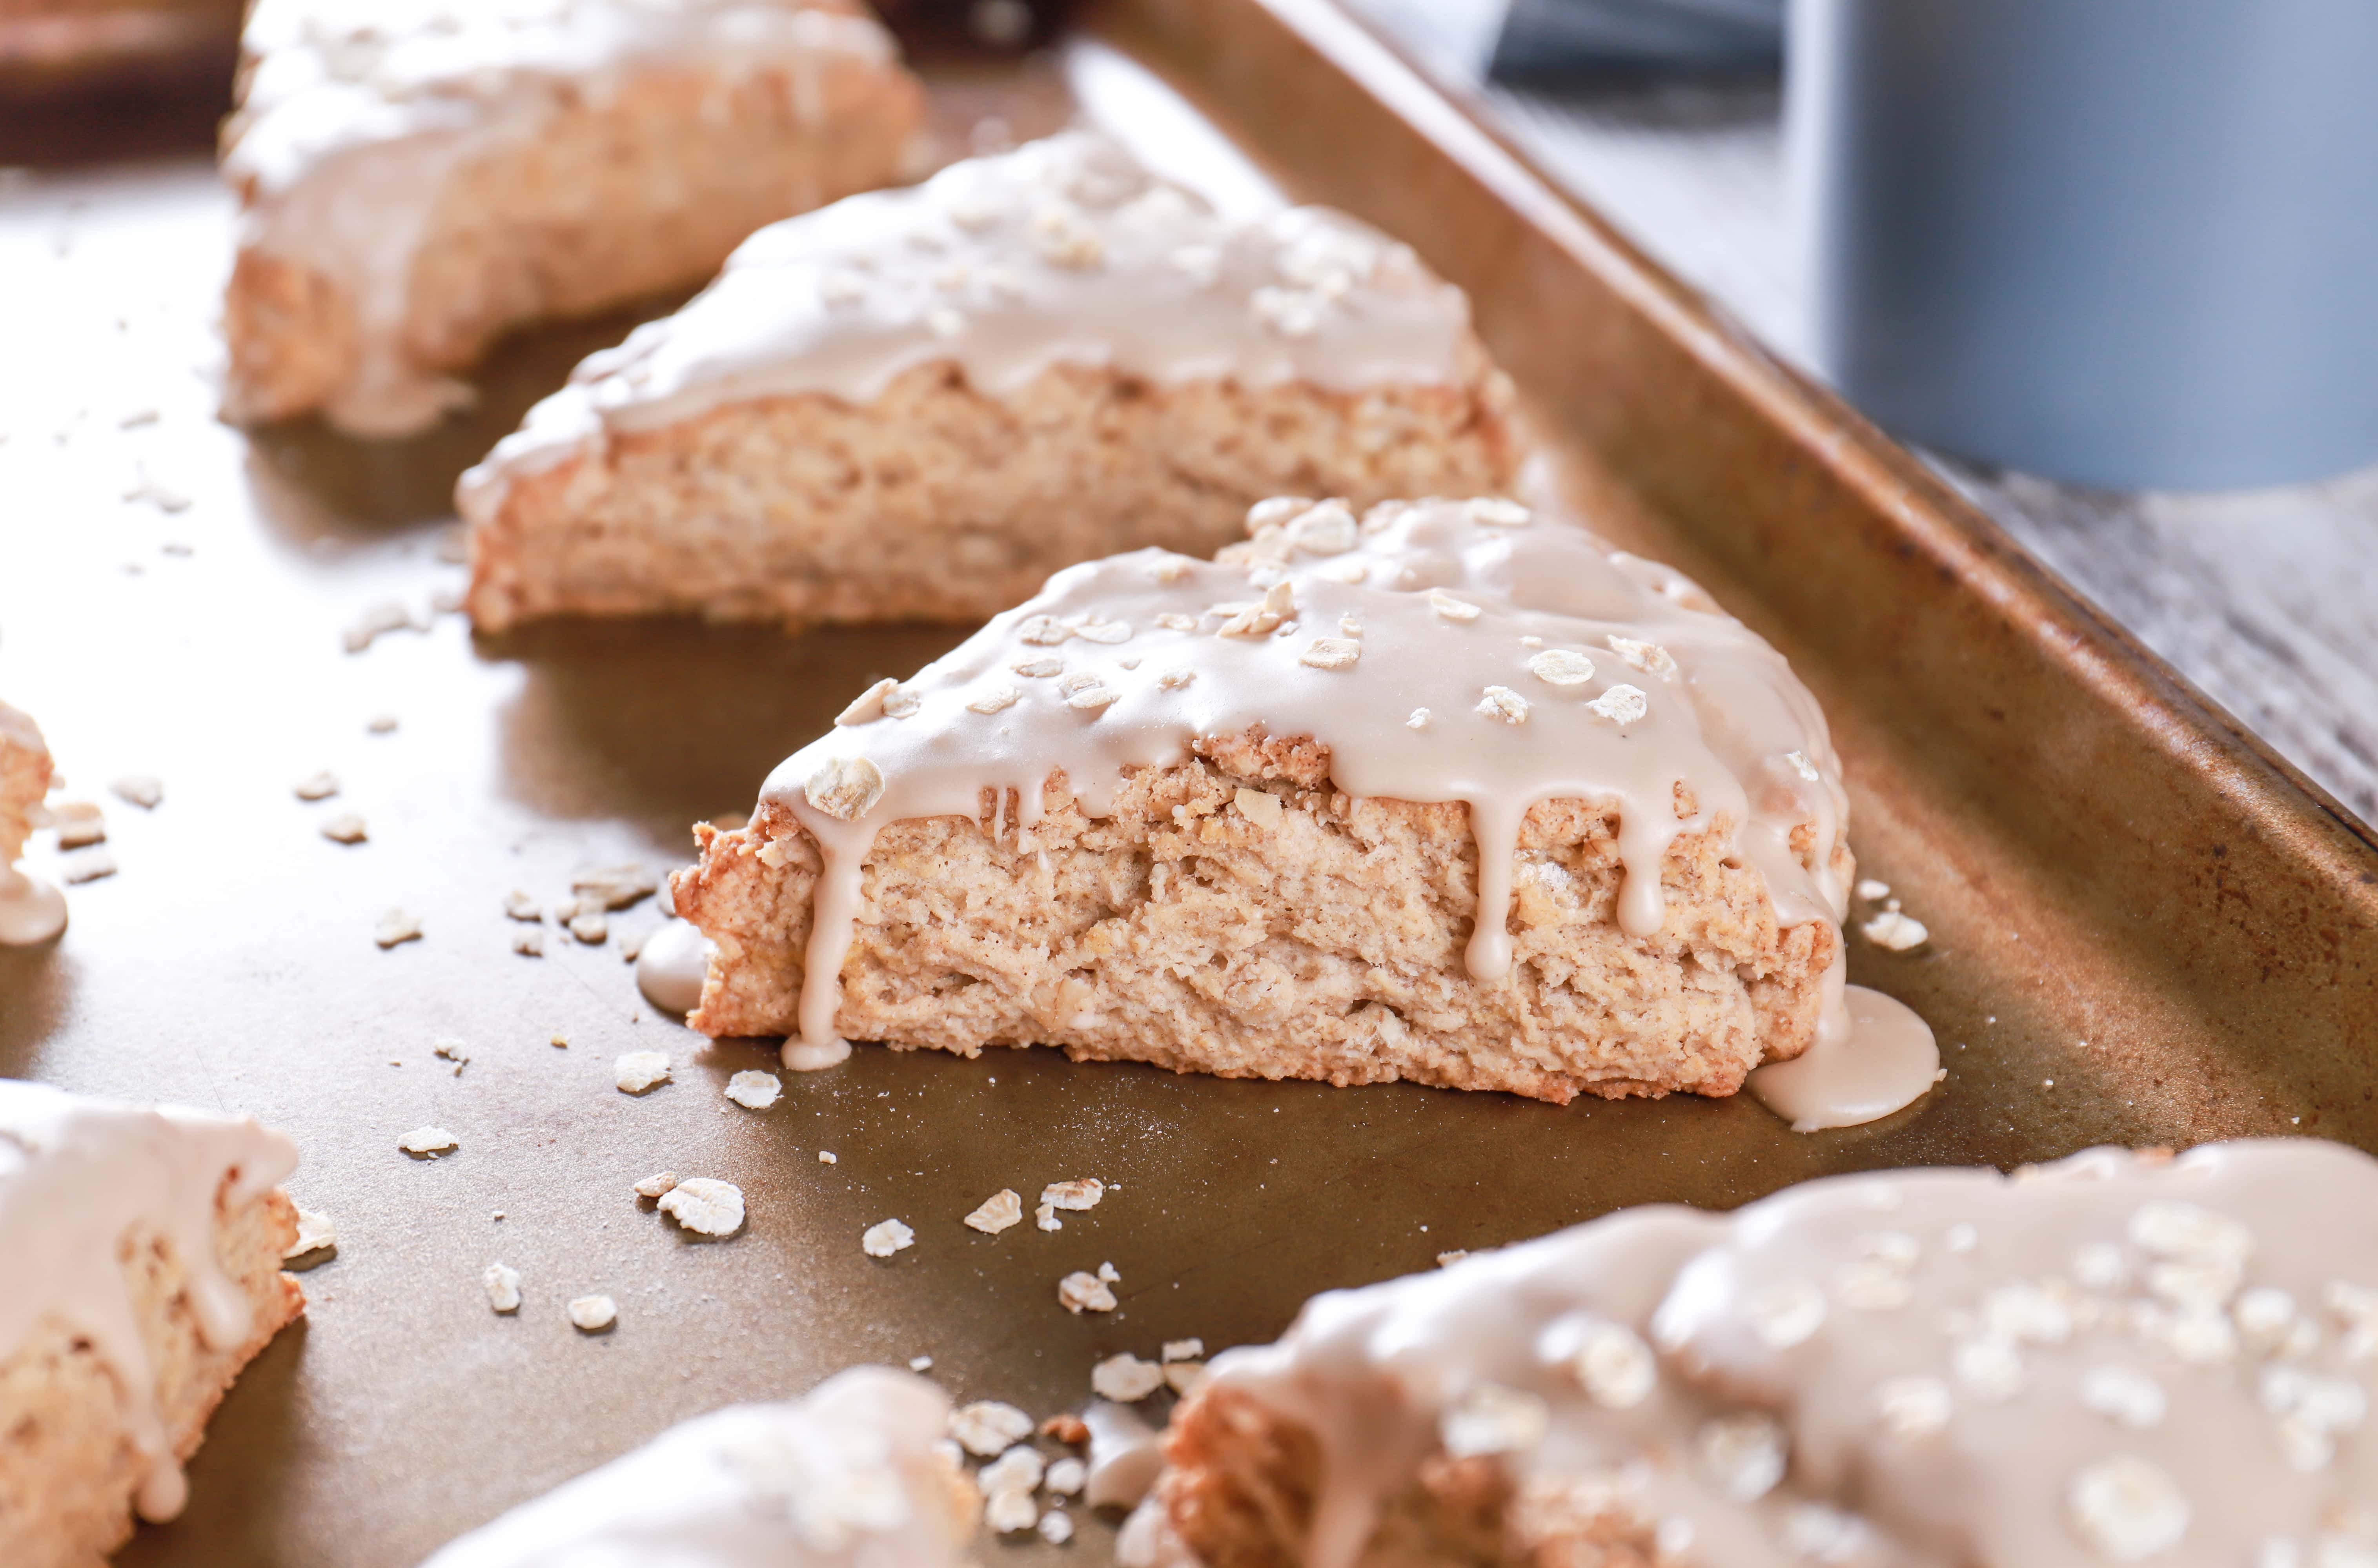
left=1093, top=1353, right=1165, bottom=1401
left=1586, top=683, right=1650, bottom=725
left=1427, top=588, right=1482, bottom=623
left=51, top=802, right=104, bottom=848
left=375, top=909, right=424, bottom=947
left=1162, top=1339, right=1204, bottom=1362
left=633, top=1171, right=680, bottom=1200
left=950, top=1401, right=1034, bottom=1457
left=1855, top=878, right=1891, bottom=901
left=725, top=1070, right=782, bottom=1110
left=1038, top=1510, right=1074, bottom=1545
left=1300, top=636, right=1361, bottom=670
left=985, top=1488, right=1039, bottom=1533
left=981, top=1446, right=1046, bottom=1495
left=567, top=1295, right=616, bottom=1332
left=110, top=774, right=162, bottom=809
left=967, top=684, right=1021, bottom=714
left=503, top=890, right=542, bottom=921
left=909, top=1355, right=934, bottom=1371
left=512, top=930, right=545, bottom=957
left=573, top=864, right=657, bottom=910
left=1165, top=1362, right=1210, bottom=1397
left=1075, top=618, right=1133, bottom=645
left=343, top=601, right=417, bottom=653
left=1437, top=1251, right=1470, bottom=1268
left=1528, top=648, right=1596, bottom=686
left=1046, top=1456, right=1088, bottom=1495
left=366, top=714, right=399, bottom=734
left=484, top=1262, right=522, bottom=1313
left=804, top=755, right=885, bottom=822
left=399, top=1125, right=457, bottom=1156
left=614, top=1051, right=672, bottom=1094
left=863, top=1218, right=915, bottom=1257
left=321, top=813, right=368, bottom=844
left=570, top=910, right=609, bottom=944
left=433, top=1038, right=469, bottom=1065
left=287, top=1208, right=337, bottom=1258
left=60, top=849, right=116, bottom=884
left=658, top=1178, right=746, bottom=1237
left=1607, top=634, right=1677, bottom=677
left=1862, top=911, right=1929, bottom=951
left=818, top=1150, right=837, bottom=1164
left=1059, top=1270, right=1117, bottom=1313
left=294, top=771, right=340, bottom=801
left=1042, top=1178, right=1105, bottom=1212
left=967, top=1189, right=1024, bottom=1234
left=1036, top=1202, right=1062, bottom=1231
left=1098, top=1262, right=1120, bottom=1283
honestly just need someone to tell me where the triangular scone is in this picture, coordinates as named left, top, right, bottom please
left=672, top=495, right=1853, bottom=1101
left=1145, top=1139, right=2378, bottom=1568
left=220, top=0, right=925, bottom=438
left=418, top=1367, right=977, bottom=1566
left=0, top=1080, right=306, bottom=1568
left=458, top=131, right=1522, bottom=632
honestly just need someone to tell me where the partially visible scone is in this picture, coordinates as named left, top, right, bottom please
left=0, top=1080, right=305, bottom=1568
left=674, top=495, right=1854, bottom=1100
left=0, top=700, right=51, bottom=867
left=219, top=0, right=927, bottom=438
left=459, top=131, right=1522, bottom=632
left=417, top=1366, right=978, bottom=1567
left=1147, top=1139, right=2378, bottom=1568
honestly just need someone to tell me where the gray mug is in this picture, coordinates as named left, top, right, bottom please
left=1787, top=0, right=2378, bottom=490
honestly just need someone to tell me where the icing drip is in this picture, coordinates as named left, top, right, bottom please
left=635, top=917, right=716, bottom=1016
left=457, top=129, right=1479, bottom=514
left=223, top=0, right=901, bottom=436
left=417, top=1366, right=972, bottom=1567
left=1193, top=1139, right=2378, bottom=1568
left=757, top=497, right=1862, bottom=1089
left=0, top=1080, right=301, bottom=1521
left=1750, top=960, right=1941, bottom=1131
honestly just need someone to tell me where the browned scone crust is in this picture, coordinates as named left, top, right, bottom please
left=220, top=24, right=925, bottom=427
left=464, top=358, right=1522, bottom=631
left=1162, top=1383, right=1662, bottom=1568
left=0, top=1184, right=302, bottom=1568
left=675, top=727, right=1840, bottom=1104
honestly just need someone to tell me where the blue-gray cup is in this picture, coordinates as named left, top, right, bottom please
left=1787, top=0, right=2378, bottom=490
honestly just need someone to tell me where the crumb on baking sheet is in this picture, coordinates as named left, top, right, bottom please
left=1036, top=1201, right=1062, bottom=1231
left=725, top=1070, right=782, bottom=1110
left=1040, top=1178, right=1104, bottom=1212
left=399, top=1125, right=457, bottom=1156
left=484, top=1262, right=522, bottom=1313
left=949, top=1401, right=1033, bottom=1456
left=980, top=1445, right=1045, bottom=1495
left=60, top=849, right=116, bottom=884
left=818, top=1150, right=837, bottom=1164
left=634, top=1171, right=679, bottom=1199
left=110, top=774, right=162, bottom=809
left=1057, top=1271, right=1116, bottom=1314
left=573, top=863, right=657, bottom=910
left=1040, top=1415, right=1089, bottom=1447
left=52, top=801, right=104, bottom=847
left=512, top=929, right=544, bottom=957
left=504, top=889, right=541, bottom=921
left=567, top=1295, right=616, bottom=1332
left=1165, top=1362, right=1209, bottom=1397
left=1861, top=910, right=1929, bottom=951
left=569, top=909, right=608, bottom=944
left=863, top=1218, right=915, bottom=1257
left=1162, top=1339, right=1203, bottom=1362
left=1038, top=1509, right=1074, bottom=1544
left=909, top=1355, right=934, bottom=1372
left=375, top=908, right=423, bottom=948
left=1045, top=1455, right=1087, bottom=1495
left=967, top=1189, right=1024, bottom=1234
left=614, top=1050, right=671, bottom=1094
left=286, top=1208, right=337, bottom=1262
left=295, top=771, right=339, bottom=801
left=984, top=1487, right=1038, bottom=1533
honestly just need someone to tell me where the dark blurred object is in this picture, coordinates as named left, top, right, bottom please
left=868, top=0, right=1075, bottom=58
left=1489, top=0, right=1781, bottom=81
left=0, top=0, right=239, bottom=104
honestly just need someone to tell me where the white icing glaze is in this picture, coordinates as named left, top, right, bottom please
left=417, top=1366, right=971, bottom=1567
left=223, top=0, right=901, bottom=436
left=754, top=497, right=1875, bottom=1094
left=1193, top=1138, right=2378, bottom=1568
left=1751, top=963, right=1940, bottom=1131
left=457, top=129, right=1477, bottom=512
left=635, top=916, right=716, bottom=1015
left=0, top=1080, right=301, bottom=1521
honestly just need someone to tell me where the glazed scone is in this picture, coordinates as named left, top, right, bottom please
left=0, top=701, right=67, bottom=947
left=0, top=700, right=49, bottom=869
left=458, top=131, right=1522, bottom=632
left=673, top=495, right=1900, bottom=1110
left=0, top=1080, right=306, bottom=1568
left=219, top=0, right=927, bottom=438
left=1143, top=1138, right=2378, bottom=1568
left=417, top=1366, right=978, bottom=1567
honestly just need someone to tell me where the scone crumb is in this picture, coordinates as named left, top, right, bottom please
left=725, top=1069, right=782, bottom=1110
left=484, top=1262, right=522, bottom=1313
left=863, top=1218, right=915, bottom=1257
left=567, top=1295, right=617, bottom=1332
left=1862, top=910, right=1930, bottom=951
left=967, top=1189, right=1024, bottom=1233
left=1091, top=1353, right=1164, bottom=1401
left=399, top=1125, right=458, bottom=1156
left=614, top=1051, right=672, bottom=1094
left=1040, top=1415, right=1090, bottom=1447
left=633, top=1171, right=680, bottom=1199
left=1058, top=1271, right=1117, bottom=1313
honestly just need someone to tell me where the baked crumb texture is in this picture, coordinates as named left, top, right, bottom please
left=1151, top=1139, right=2378, bottom=1568
left=676, top=729, right=1835, bottom=1104
left=0, top=1189, right=302, bottom=1568
left=0, top=700, right=53, bottom=865
left=466, top=363, right=1518, bottom=631
left=459, top=130, right=1519, bottom=631
left=219, top=0, right=925, bottom=437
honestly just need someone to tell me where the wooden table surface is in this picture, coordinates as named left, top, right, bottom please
left=1351, top=0, right=2378, bottom=829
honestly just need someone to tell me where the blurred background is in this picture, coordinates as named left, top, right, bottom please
left=4, top=0, right=2375, bottom=830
